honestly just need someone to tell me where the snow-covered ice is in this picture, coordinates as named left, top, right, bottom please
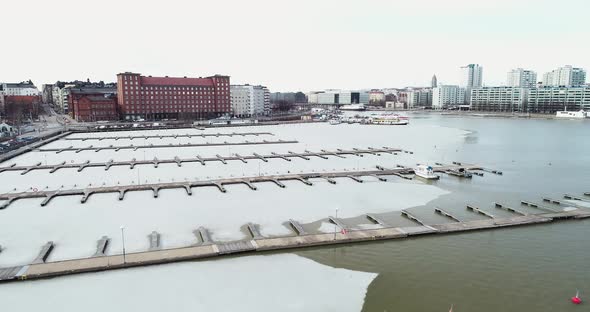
left=0, top=254, right=377, bottom=312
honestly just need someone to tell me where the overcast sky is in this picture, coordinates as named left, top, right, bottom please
left=2, top=0, right=588, bottom=91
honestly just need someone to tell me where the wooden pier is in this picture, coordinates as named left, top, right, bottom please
left=466, top=204, right=495, bottom=218
left=1, top=206, right=589, bottom=283
left=521, top=200, right=559, bottom=212
left=0, top=147, right=403, bottom=174
left=288, top=220, right=307, bottom=236
left=564, top=194, right=590, bottom=203
left=494, top=203, right=528, bottom=216
left=32, top=242, right=54, bottom=264
left=64, top=132, right=274, bottom=141
left=93, top=236, right=109, bottom=257
left=37, top=139, right=298, bottom=153
left=434, top=207, right=461, bottom=222
left=0, top=162, right=485, bottom=209
left=366, top=214, right=390, bottom=226
left=148, top=232, right=161, bottom=250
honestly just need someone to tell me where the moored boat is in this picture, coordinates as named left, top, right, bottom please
left=555, top=108, right=587, bottom=119
left=371, top=114, right=409, bottom=125
left=414, top=165, right=439, bottom=179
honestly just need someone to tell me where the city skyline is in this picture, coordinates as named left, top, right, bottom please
left=1, top=0, right=589, bottom=91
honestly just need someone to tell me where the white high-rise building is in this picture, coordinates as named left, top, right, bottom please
left=461, top=64, right=483, bottom=88
left=432, top=86, right=466, bottom=109
left=542, top=65, right=586, bottom=87
left=507, top=68, right=537, bottom=88
left=230, top=85, right=269, bottom=117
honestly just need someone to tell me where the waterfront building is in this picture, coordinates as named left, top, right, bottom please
left=432, top=85, right=465, bottom=109
left=308, top=90, right=369, bottom=105
left=41, top=84, right=53, bottom=104
left=52, top=81, right=117, bottom=114
left=461, top=64, right=483, bottom=104
left=431, top=75, right=438, bottom=88
left=542, top=65, right=586, bottom=87
left=0, top=81, right=39, bottom=96
left=2, top=95, right=41, bottom=121
left=527, top=86, right=590, bottom=113
left=69, top=87, right=118, bottom=122
left=230, top=84, right=270, bottom=117
left=407, top=89, right=432, bottom=108
left=461, top=64, right=483, bottom=88
left=369, top=90, right=385, bottom=105
left=116, top=72, right=230, bottom=121
left=0, top=94, right=4, bottom=117
left=270, top=92, right=307, bottom=104
left=53, top=86, right=71, bottom=114
left=507, top=68, right=537, bottom=88
left=470, top=87, right=526, bottom=112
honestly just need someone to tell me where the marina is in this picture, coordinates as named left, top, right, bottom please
left=0, top=200, right=587, bottom=283
left=0, top=116, right=589, bottom=312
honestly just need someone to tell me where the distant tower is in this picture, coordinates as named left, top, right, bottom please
left=461, top=64, right=483, bottom=88
left=431, top=75, right=438, bottom=88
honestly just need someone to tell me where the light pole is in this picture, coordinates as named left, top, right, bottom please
left=120, top=225, right=126, bottom=264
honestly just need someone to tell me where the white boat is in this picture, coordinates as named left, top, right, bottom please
left=555, top=108, right=587, bottom=119
left=329, top=119, right=341, bottom=125
left=414, top=165, right=440, bottom=180
left=371, top=114, right=409, bottom=125
left=340, top=104, right=366, bottom=111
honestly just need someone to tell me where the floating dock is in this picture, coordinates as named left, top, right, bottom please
left=564, top=194, right=590, bottom=203
left=0, top=147, right=403, bottom=174
left=466, top=204, right=495, bottom=218
left=0, top=163, right=485, bottom=209
left=434, top=207, right=461, bottom=222
left=1, top=207, right=589, bottom=283
left=64, top=132, right=274, bottom=141
left=37, top=139, right=298, bottom=153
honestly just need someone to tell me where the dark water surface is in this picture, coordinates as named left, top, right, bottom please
left=299, top=115, right=590, bottom=312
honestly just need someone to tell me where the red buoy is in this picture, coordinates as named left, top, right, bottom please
left=572, top=290, right=582, bottom=305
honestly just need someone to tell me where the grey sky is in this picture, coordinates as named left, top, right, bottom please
left=2, top=0, right=588, bottom=91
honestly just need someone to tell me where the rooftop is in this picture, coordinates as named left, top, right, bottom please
left=70, top=87, right=117, bottom=94
left=140, top=76, right=215, bottom=87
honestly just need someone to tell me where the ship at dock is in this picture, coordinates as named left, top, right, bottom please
left=555, top=106, right=588, bottom=119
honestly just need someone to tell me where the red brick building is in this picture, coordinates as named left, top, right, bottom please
left=116, top=72, right=230, bottom=121
left=2, top=95, right=41, bottom=122
left=69, top=88, right=118, bottom=122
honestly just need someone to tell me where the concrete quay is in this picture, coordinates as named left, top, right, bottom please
left=1, top=207, right=589, bottom=283
left=0, top=147, right=403, bottom=174
left=0, top=163, right=483, bottom=209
